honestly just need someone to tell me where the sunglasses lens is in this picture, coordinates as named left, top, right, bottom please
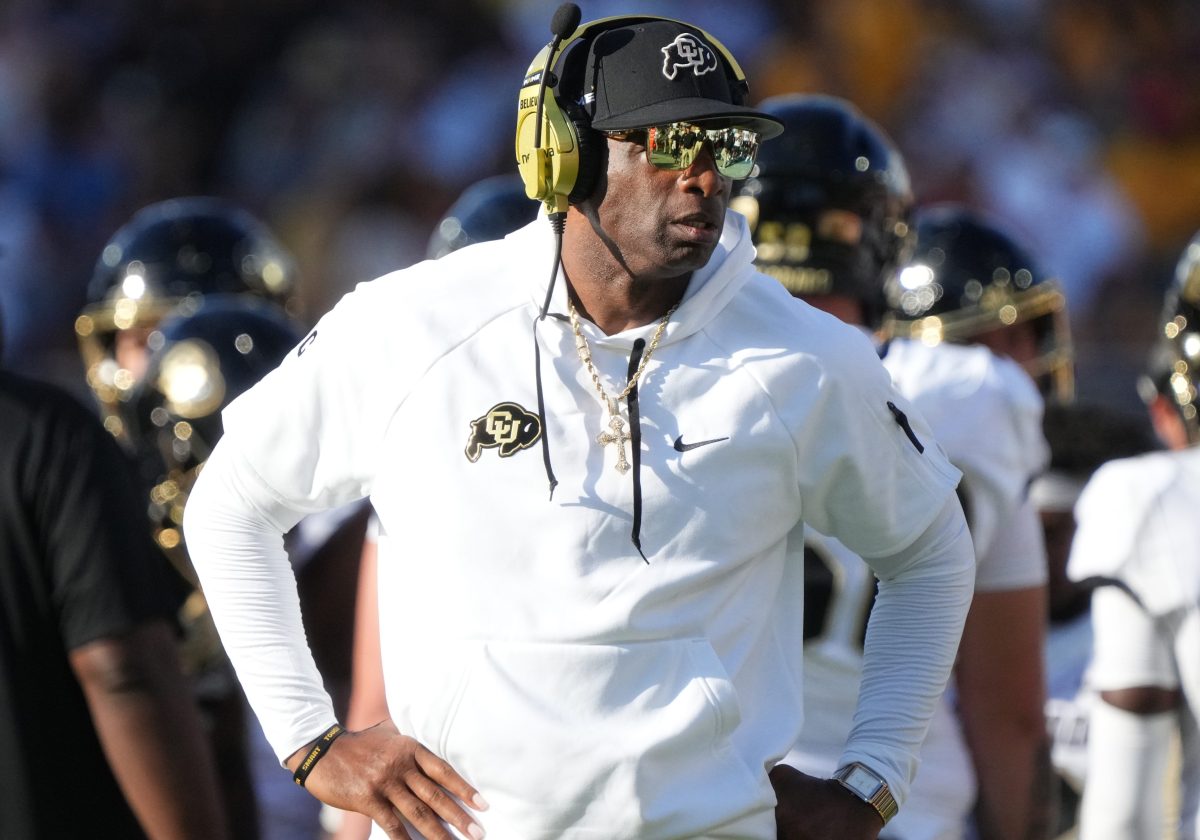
left=646, top=124, right=701, bottom=170
left=711, top=127, right=759, bottom=179
left=644, top=124, right=760, bottom=178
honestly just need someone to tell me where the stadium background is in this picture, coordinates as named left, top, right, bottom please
left=2, top=0, right=1199, bottom=420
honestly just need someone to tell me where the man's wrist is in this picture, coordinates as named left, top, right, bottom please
left=831, top=762, right=899, bottom=825
left=290, top=723, right=346, bottom=786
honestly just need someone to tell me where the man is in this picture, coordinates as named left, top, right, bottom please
left=0, top=337, right=229, bottom=838
left=184, top=11, right=975, bottom=840
left=1068, top=235, right=1200, bottom=839
left=126, top=293, right=360, bottom=840
left=732, top=93, right=1054, bottom=840
left=1033, top=401, right=1158, bottom=836
left=883, top=201, right=1071, bottom=840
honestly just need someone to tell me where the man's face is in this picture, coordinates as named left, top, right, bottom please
left=585, top=134, right=732, bottom=280
left=115, top=325, right=155, bottom=382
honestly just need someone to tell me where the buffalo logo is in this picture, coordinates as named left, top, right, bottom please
left=661, top=33, right=718, bottom=80
left=464, top=402, right=542, bottom=462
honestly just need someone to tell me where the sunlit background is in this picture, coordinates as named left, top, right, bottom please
left=3, top=0, right=1199, bottom=418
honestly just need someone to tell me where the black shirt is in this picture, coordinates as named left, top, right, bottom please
left=0, top=371, right=186, bottom=839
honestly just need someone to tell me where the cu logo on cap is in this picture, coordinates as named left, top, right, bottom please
left=661, top=33, right=718, bottom=80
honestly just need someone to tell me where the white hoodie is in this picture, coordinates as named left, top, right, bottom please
left=185, top=211, right=973, bottom=839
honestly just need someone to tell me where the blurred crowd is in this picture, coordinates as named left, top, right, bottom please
left=2, top=0, right=1200, bottom=415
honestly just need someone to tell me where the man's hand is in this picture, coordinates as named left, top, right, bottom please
left=770, top=764, right=883, bottom=840
left=287, top=720, right=487, bottom=840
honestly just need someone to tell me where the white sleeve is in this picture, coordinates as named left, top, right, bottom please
left=837, top=494, right=976, bottom=804
left=218, top=274, right=411, bottom=514
left=1078, top=700, right=1174, bottom=840
left=183, top=442, right=337, bottom=763
left=1087, top=585, right=1179, bottom=692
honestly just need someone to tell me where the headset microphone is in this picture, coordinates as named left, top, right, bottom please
left=519, top=2, right=580, bottom=220
left=536, top=3, right=582, bottom=153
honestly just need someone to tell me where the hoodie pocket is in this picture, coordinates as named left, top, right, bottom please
left=417, top=637, right=770, bottom=838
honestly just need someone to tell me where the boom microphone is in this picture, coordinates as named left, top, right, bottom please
left=533, top=3, right=581, bottom=154
left=550, top=2, right=581, bottom=40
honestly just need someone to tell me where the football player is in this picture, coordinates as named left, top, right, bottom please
left=733, top=93, right=1055, bottom=840
left=1033, top=400, right=1159, bottom=835
left=1067, top=232, right=1200, bottom=840
left=128, top=293, right=372, bottom=840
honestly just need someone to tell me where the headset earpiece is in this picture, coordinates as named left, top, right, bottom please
left=515, top=43, right=583, bottom=214
left=562, top=98, right=602, bottom=205
left=514, top=14, right=749, bottom=213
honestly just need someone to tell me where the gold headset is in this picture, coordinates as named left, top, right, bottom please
left=514, top=14, right=751, bottom=215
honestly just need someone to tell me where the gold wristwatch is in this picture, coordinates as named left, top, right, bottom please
left=832, top=762, right=899, bottom=825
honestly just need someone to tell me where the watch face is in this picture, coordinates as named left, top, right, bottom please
left=845, top=766, right=883, bottom=798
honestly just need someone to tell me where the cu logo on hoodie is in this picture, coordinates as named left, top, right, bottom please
left=464, top=402, right=542, bottom=462
left=661, top=34, right=718, bottom=80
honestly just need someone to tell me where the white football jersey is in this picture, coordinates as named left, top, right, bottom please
left=883, top=339, right=1049, bottom=592
left=1070, top=447, right=1200, bottom=617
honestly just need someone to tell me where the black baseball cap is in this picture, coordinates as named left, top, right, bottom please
left=579, top=20, right=784, bottom=139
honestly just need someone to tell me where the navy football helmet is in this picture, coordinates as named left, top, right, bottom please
left=127, top=296, right=304, bottom=582
left=76, top=197, right=298, bottom=440
left=1143, top=231, right=1200, bottom=443
left=882, top=203, right=1074, bottom=400
left=426, top=174, right=539, bottom=260
left=731, top=93, right=913, bottom=326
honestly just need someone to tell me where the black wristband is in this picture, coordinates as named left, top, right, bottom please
left=292, top=724, right=346, bottom=787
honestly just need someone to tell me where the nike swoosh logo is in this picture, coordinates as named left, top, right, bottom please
left=673, top=435, right=729, bottom=452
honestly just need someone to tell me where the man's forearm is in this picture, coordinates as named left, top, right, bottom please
left=956, top=585, right=1051, bottom=840
left=969, top=730, right=1054, bottom=840
left=72, top=622, right=230, bottom=840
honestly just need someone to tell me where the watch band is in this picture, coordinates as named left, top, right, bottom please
left=832, top=762, right=899, bottom=825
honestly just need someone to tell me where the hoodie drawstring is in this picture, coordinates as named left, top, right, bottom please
left=626, top=338, right=649, bottom=562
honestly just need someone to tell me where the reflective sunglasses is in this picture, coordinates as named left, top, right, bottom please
left=604, top=122, right=762, bottom=179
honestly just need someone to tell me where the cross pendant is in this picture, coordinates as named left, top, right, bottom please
left=596, top=398, right=631, bottom=474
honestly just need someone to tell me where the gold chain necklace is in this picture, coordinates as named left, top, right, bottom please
left=568, top=301, right=678, bottom=474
